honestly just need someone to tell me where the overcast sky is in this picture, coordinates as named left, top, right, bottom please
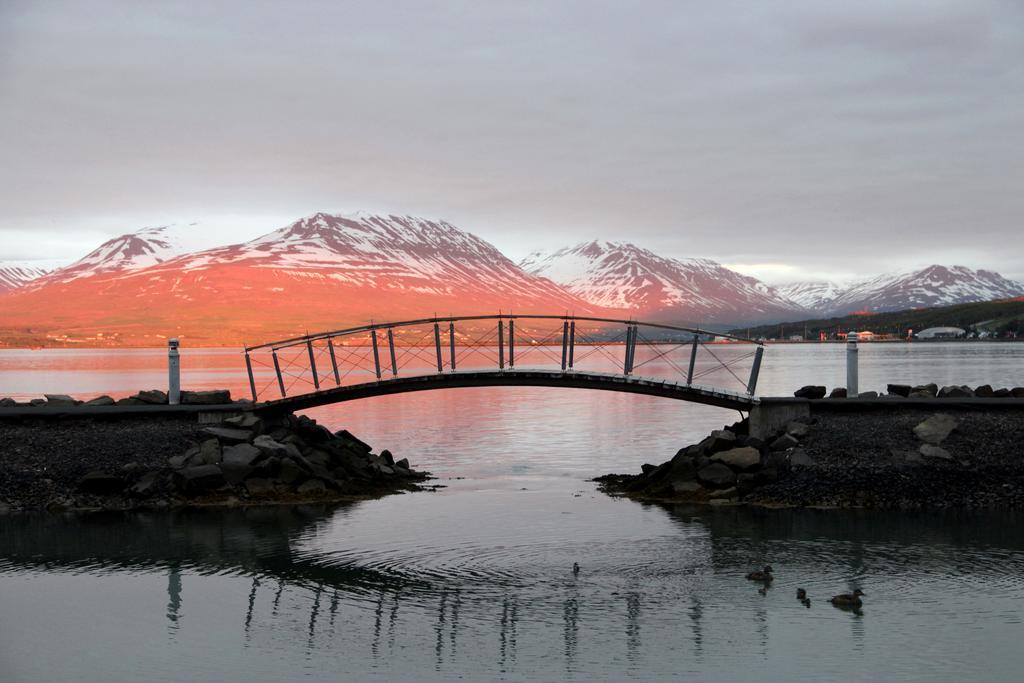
left=1, top=0, right=1022, bottom=283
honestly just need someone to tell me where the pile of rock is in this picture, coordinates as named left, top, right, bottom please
left=596, top=417, right=812, bottom=505
left=793, top=383, right=1024, bottom=400
left=0, top=389, right=240, bottom=408
left=70, top=412, right=428, bottom=510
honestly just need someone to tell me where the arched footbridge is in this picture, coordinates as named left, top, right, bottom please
left=243, top=315, right=765, bottom=413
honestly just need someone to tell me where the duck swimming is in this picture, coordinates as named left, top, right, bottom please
left=830, top=589, right=865, bottom=607
left=572, top=562, right=580, bottom=575
left=796, top=588, right=807, bottom=600
left=745, top=565, right=774, bottom=582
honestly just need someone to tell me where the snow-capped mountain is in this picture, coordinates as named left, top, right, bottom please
left=0, top=213, right=595, bottom=345
left=823, top=265, right=1024, bottom=315
left=0, top=262, right=53, bottom=293
left=520, top=241, right=804, bottom=323
left=775, top=281, right=843, bottom=312
left=29, top=223, right=228, bottom=287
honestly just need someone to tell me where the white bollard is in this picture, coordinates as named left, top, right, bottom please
left=846, top=332, right=859, bottom=398
left=168, top=338, right=181, bottom=405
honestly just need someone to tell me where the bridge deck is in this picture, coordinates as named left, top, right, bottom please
left=254, top=369, right=758, bottom=413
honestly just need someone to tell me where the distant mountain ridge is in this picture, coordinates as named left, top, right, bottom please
left=520, top=241, right=802, bottom=324
left=0, top=262, right=52, bottom=293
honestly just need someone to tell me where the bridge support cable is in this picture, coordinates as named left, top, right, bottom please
left=686, top=335, right=699, bottom=385
left=387, top=329, right=398, bottom=377
left=245, top=352, right=258, bottom=402
left=370, top=331, right=382, bottom=380
left=306, top=340, right=321, bottom=390
left=746, top=345, right=764, bottom=395
left=568, top=321, right=576, bottom=369
left=272, top=350, right=286, bottom=397
left=508, top=319, right=515, bottom=368
left=448, top=322, right=456, bottom=371
left=498, top=320, right=505, bottom=369
left=327, top=338, right=341, bottom=385
left=433, top=323, right=443, bottom=372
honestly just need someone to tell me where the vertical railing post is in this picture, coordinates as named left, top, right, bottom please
left=498, top=319, right=505, bottom=369
left=449, top=321, right=456, bottom=371
left=847, top=332, right=859, bottom=397
left=508, top=319, right=515, bottom=368
left=168, top=338, right=180, bottom=405
left=306, top=339, right=320, bottom=390
left=568, top=320, right=576, bottom=369
left=434, top=322, right=443, bottom=372
left=327, top=338, right=341, bottom=385
left=561, top=320, right=569, bottom=371
left=747, top=345, right=764, bottom=395
left=686, top=334, right=699, bottom=385
left=272, top=349, right=286, bottom=397
left=623, top=325, right=633, bottom=375
left=387, top=328, right=398, bottom=376
left=245, top=351, right=257, bottom=402
left=370, top=330, right=382, bottom=380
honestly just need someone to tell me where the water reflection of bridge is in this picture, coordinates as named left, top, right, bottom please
left=244, top=315, right=766, bottom=413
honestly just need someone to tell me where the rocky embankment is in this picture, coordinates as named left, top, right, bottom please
left=599, top=395, right=1024, bottom=509
left=0, top=410, right=428, bottom=512
left=795, top=382, right=1024, bottom=399
left=0, top=389, right=242, bottom=407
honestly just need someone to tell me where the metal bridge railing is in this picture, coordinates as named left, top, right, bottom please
left=242, top=314, right=765, bottom=404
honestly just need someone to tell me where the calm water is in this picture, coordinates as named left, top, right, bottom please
left=2, top=343, right=1024, bottom=681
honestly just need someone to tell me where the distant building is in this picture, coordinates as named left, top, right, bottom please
left=916, top=326, right=966, bottom=339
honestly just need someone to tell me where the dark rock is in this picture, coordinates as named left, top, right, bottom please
left=829, top=387, right=847, bottom=398
left=77, top=470, right=124, bottom=494
left=181, top=389, right=232, bottom=405
left=115, top=397, right=142, bottom=406
left=135, top=389, right=168, bottom=404
left=253, top=435, right=290, bottom=458
left=912, top=383, right=938, bottom=397
left=736, top=473, right=759, bottom=495
left=335, top=429, right=372, bottom=453
left=305, top=449, right=332, bottom=469
left=177, top=464, right=226, bottom=492
left=707, top=486, right=738, bottom=500
left=697, top=462, right=736, bottom=488
left=710, top=446, right=761, bottom=471
left=278, top=458, right=306, bottom=484
left=641, top=463, right=657, bottom=475
left=938, top=385, right=973, bottom=398
left=887, top=384, right=912, bottom=397
left=296, top=479, right=327, bottom=495
left=994, top=388, right=1011, bottom=398
left=0, top=397, right=15, bottom=407
left=789, top=449, right=816, bottom=468
left=167, top=455, right=187, bottom=469
left=245, top=478, right=275, bottom=496
left=129, top=472, right=161, bottom=497
left=29, top=398, right=46, bottom=406
left=84, top=395, right=115, bottom=406
left=671, top=480, right=703, bottom=494
left=744, top=436, right=765, bottom=450
left=974, top=384, right=994, bottom=398
left=786, top=421, right=810, bottom=439
left=201, top=427, right=253, bottom=444
left=44, top=394, right=77, bottom=406
left=913, top=414, right=958, bottom=445
left=1012, top=387, right=1024, bottom=398
left=381, top=449, right=395, bottom=466
left=198, top=438, right=221, bottom=465
left=794, top=385, right=826, bottom=399
left=769, top=434, right=799, bottom=452
left=224, top=414, right=262, bottom=430
left=703, top=430, right=737, bottom=455
left=858, top=391, right=879, bottom=398
left=908, top=390, right=933, bottom=398
left=222, top=443, right=264, bottom=469
left=395, top=458, right=410, bottom=471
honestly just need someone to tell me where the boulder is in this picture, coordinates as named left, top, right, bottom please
left=167, top=455, right=187, bottom=469
left=29, top=398, right=46, bottom=406
left=245, top=478, right=275, bottom=496
left=912, top=383, right=938, bottom=397
left=380, top=449, right=395, bottom=466
left=640, top=463, right=657, bottom=475
left=938, top=385, right=973, bottom=398
left=908, top=390, right=933, bottom=398
left=129, top=472, right=162, bottom=497
left=176, top=464, right=226, bottom=493
left=707, top=486, right=738, bottom=500
left=198, top=438, right=222, bottom=465
left=0, top=397, right=15, bottom=407
left=278, top=458, right=306, bottom=484
left=1012, top=387, right=1024, bottom=398
left=744, top=436, right=765, bottom=450
left=769, top=434, right=799, bottom=452
left=44, top=394, right=77, bottom=406
left=736, top=473, right=759, bottom=495
left=253, top=435, right=290, bottom=458
left=919, top=444, right=953, bottom=461
left=201, top=427, right=253, bottom=444
left=224, top=414, right=262, bottom=430
left=395, top=458, right=410, bottom=471
left=180, top=389, right=232, bottom=405
left=135, top=389, right=168, bottom=404
left=858, top=391, right=879, bottom=398
left=667, top=455, right=698, bottom=483
left=697, top=462, right=736, bottom=488
left=794, top=385, right=826, bottom=399
left=785, top=421, right=810, bottom=439
left=115, top=397, right=142, bottom=406
left=222, top=443, right=264, bottom=469
left=84, top=395, right=115, bottom=406
left=887, top=384, right=912, bottom=397
left=829, top=387, right=847, bottom=398
left=334, top=429, right=372, bottom=453
left=296, top=479, right=327, bottom=495
left=974, top=384, right=994, bottom=398
left=305, top=449, right=332, bottom=469
left=913, top=414, right=958, bottom=445
left=994, top=388, right=1011, bottom=398
left=77, top=470, right=124, bottom=494
left=671, top=480, right=703, bottom=494
left=710, top=447, right=761, bottom=472
left=703, top=430, right=737, bottom=455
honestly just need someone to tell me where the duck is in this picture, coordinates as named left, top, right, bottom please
left=796, top=588, right=807, bottom=600
left=801, top=598, right=811, bottom=608
left=572, top=562, right=580, bottom=575
left=745, top=565, right=774, bottom=582
left=830, top=589, right=864, bottom=607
